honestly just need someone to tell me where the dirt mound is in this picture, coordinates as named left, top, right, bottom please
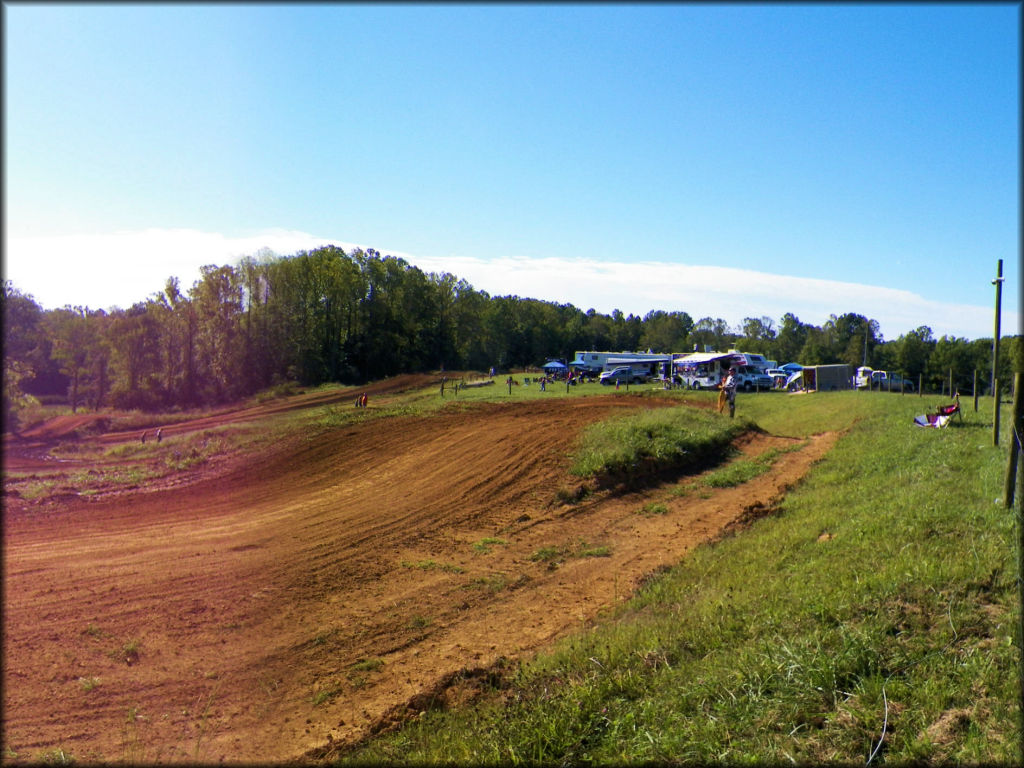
left=14, top=413, right=108, bottom=441
left=2, top=395, right=837, bottom=763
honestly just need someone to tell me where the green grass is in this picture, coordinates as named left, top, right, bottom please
left=636, top=501, right=669, bottom=516
left=699, top=447, right=793, bottom=488
left=402, top=559, right=465, bottom=574
left=463, top=573, right=530, bottom=593
left=336, top=391, right=1020, bottom=765
left=120, top=639, right=141, bottom=664
left=351, top=658, right=385, bottom=673
left=529, top=540, right=614, bottom=568
left=78, top=676, right=100, bottom=692
left=17, top=479, right=57, bottom=501
left=311, top=685, right=342, bottom=707
left=570, top=404, right=751, bottom=480
left=473, top=537, right=509, bottom=554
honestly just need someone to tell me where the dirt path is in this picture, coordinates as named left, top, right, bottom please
left=3, top=394, right=837, bottom=763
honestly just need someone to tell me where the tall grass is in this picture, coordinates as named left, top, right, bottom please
left=337, top=392, right=1020, bottom=765
left=571, top=405, right=752, bottom=479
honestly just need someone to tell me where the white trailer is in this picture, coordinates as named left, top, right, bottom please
left=570, top=351, right=670, bottom=376
left=672, top=351, right=745, bottom=389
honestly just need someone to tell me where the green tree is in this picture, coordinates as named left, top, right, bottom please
left=107, top=305, right=161, bottom=410
left=926, top=335, right=975, bottom=394
left=690, top=317, right=734, bottom=353
left=822, top=312, right=881, bottom=367
left=798, top=326, right=832, bottom=365
left=640, top=310, right=693, bottom=353
left=2, top=282, right=46, bottom=428
left=775, top=313, right=809, bottom=364
left=739, top=316, right=776, bottom=353
left=45, top=307, right=100, bottom=413
left=893, top=326, right=935, bottom=382
left=189, top=265, right=245, bottom=403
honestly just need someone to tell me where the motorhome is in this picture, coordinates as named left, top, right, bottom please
left=672, top=351, right=745, bottom=389
left=727, top=351, right=773, bottom=372
left=570, top=351, right=671, bottom=378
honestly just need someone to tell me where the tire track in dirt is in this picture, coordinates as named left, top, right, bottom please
left=3, top=395, right=836, bottom=763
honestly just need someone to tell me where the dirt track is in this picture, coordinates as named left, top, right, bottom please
left=3, top=383, right=837, bottom=763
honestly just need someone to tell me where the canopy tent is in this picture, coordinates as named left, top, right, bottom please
left=542, top=361, right=567, bottom=370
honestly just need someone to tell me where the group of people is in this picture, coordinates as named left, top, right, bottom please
left=354, top=392, right=369, bottom=408
left=717, top=367, right=738, bottom=418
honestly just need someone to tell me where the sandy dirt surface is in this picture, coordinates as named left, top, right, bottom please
left=3, top=381, right=837, bottom=763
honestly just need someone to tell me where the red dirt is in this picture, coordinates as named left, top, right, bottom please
left=3, top=382, right=837, bottom=763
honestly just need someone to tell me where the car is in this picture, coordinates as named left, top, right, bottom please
left=599, top=366, right=647, bottom=385
left=765, top=368, right=789, bottom=388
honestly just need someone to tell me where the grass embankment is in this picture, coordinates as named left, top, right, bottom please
left=338, top=390, right=1020, bottom=764
left=570, top=406, right=752, bottom=481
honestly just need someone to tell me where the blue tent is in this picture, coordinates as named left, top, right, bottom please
left=542, top=360, right=567, bottom=371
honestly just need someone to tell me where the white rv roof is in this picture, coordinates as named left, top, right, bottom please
left=607, top=356, right=672, bottom=364
left=674, top=351, right=743, bottom=364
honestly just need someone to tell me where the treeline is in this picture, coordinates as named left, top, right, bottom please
left=2, top=245, right=1020, bottom=424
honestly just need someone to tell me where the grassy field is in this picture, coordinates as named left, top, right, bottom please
left=333, top=387, right=1021, bottom=764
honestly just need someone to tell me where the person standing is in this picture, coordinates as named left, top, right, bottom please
left=721, top=367, right=738, bottom=418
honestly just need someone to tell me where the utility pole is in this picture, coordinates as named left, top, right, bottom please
left=993, top=259, right=1004, bottom=447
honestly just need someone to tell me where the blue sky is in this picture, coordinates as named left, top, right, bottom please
left=4, top=3, right=1020, bottom=341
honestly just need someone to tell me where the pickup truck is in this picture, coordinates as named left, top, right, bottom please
left=599, top=366, right=648, bottom=385
left=733, top=365, right=773, bottom=392
left=871, top=370, right=915, bottom=392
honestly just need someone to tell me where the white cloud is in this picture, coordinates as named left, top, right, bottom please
left=4, top=228, right=1014, bottom=341
left=3, top=228, right=350, bottom=309
left=410, top=254, right=1015, bottom=342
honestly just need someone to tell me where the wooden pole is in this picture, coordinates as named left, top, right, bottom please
left=1014, top=373, right=1024, bottom=754
left=994, top=378, right=1001, bottom=447
left=993, top=259, right=1003, bottom=445
left=1018, top=447, right=1024, bottom=759
left=1004, top=372, right=1023, bottom=507
left=974, top=369, right=979, bottom=411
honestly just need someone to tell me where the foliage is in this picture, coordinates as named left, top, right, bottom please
left=570, top=405, right=750, bottom=479
left=3, top=251, right=1019, bottom=422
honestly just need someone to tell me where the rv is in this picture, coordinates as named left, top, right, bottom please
left=672, top=351, right=745, bottom=389
left=570, top=351, right=671, bottom=378
left=727, top=351, right=773, bottom=372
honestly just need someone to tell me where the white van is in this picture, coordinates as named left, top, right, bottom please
left=855, top=366, right=873, bottom=388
